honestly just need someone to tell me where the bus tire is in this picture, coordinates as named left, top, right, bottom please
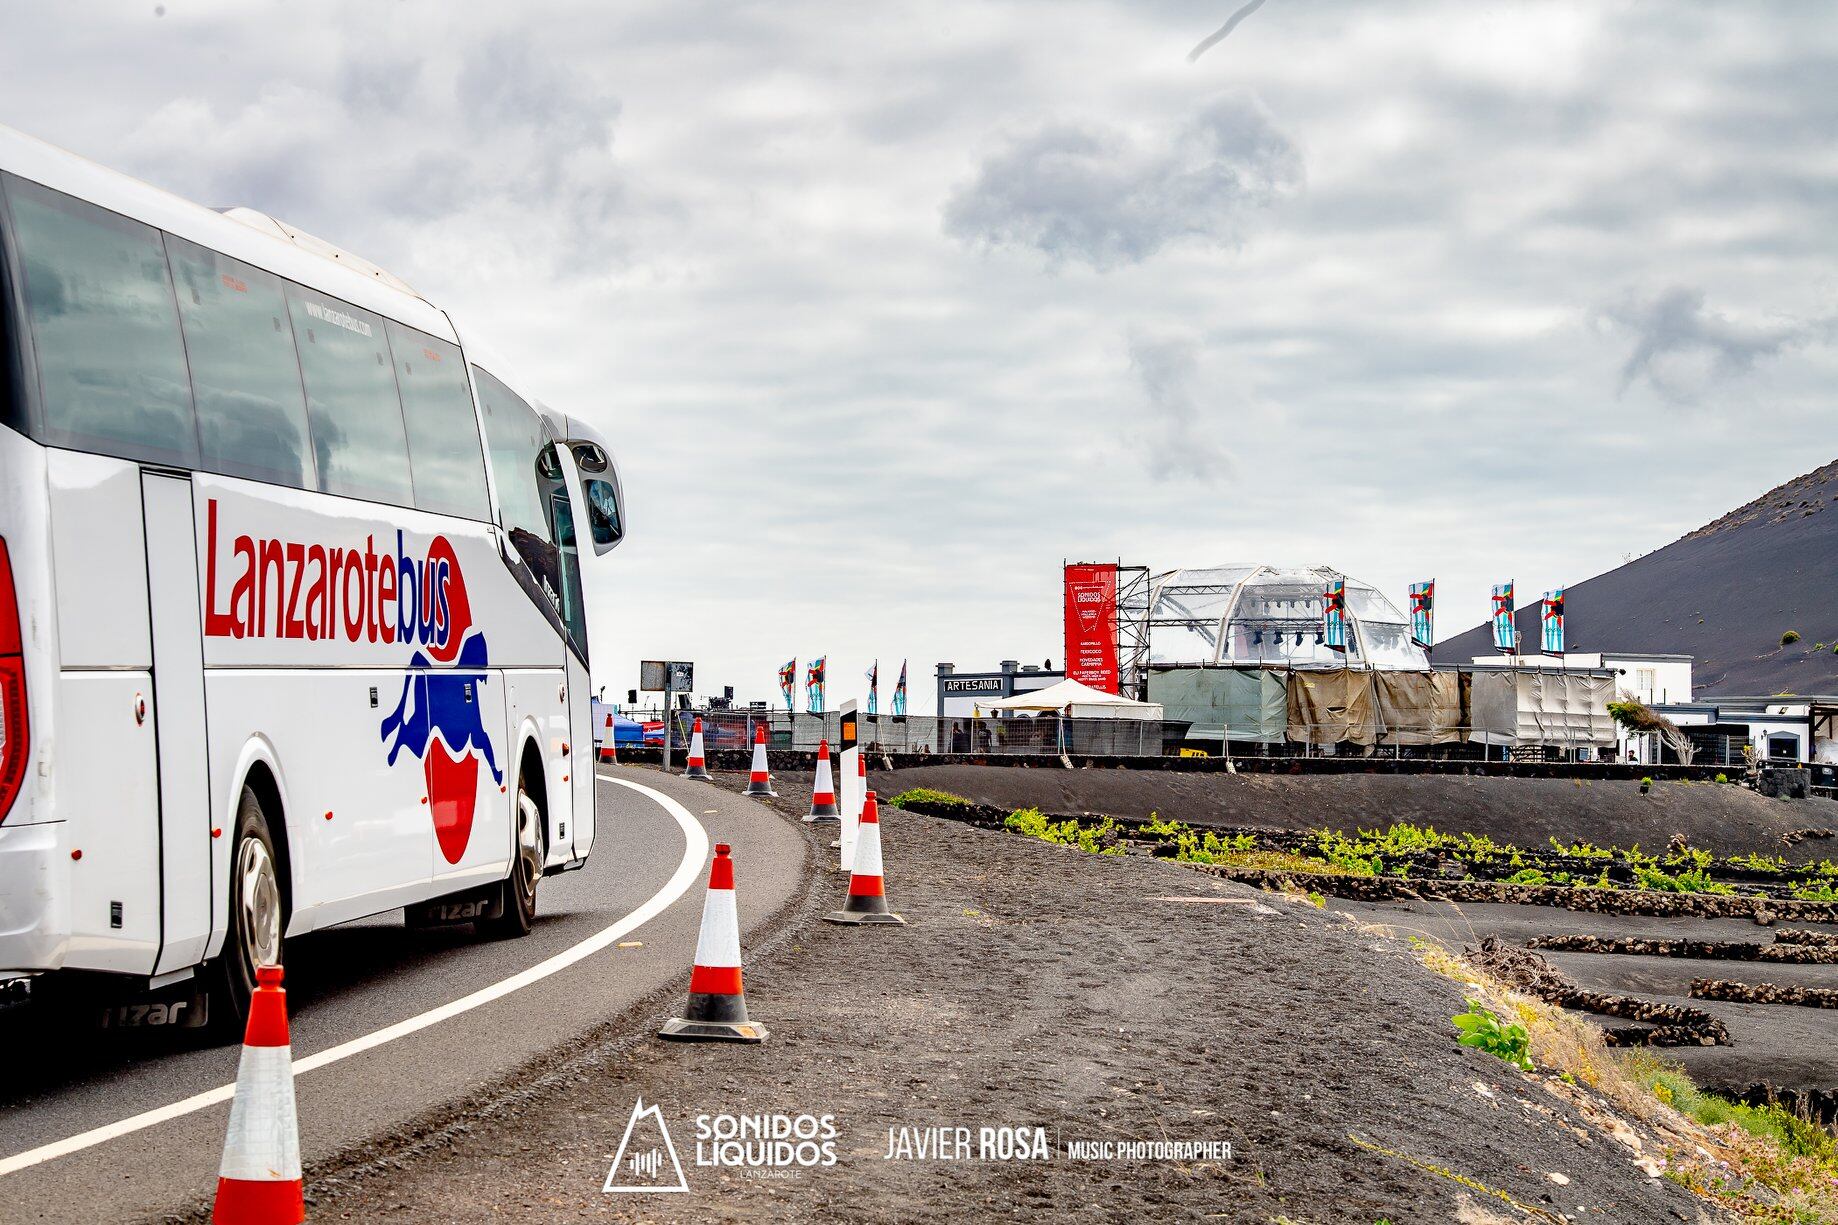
left=205, top=788, right=285, bottom=1038
left=479, top=787, right=542, bottom=939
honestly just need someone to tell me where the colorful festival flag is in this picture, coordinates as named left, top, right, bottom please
left=1491, top=583, right=1518, bottom=654
left=1541, top=588, right=1566, bottom=655
left=1321, top=579, right=1349, bottom=652
left=865, top=660, right=879, bottom=716
left=805, top=656, right=827, bottom=714
left=1408, top=580, right=1435, bottom=650
left=778, top=659, right=797, bottom=712
left=892, top=660, right=908, bottom=716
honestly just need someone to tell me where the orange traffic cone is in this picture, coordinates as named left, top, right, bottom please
left=659, top=844, right=767, bottom=1042
left=599, top=711, right=617, bottom=765
left=744, top=724, right=775, bottom=797
left=212, top=965, right=304, bottom=1224
left=684, top=717, right=711, bottom=780
left=825, top=791, right=904, bottom=926
left=804, top=739, right=839, bottom=823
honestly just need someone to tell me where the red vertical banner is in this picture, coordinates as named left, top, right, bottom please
left=1063, top=563, right=1120, bottom=694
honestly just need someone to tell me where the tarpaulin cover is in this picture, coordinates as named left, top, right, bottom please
left=1469, top=670, right=1614, bottom=747
left=1376, top=671, right=1463, bottom=745
left=1148, top=668, right=1286, bottom=742
left=1287, top=669, right=1379, bottom=746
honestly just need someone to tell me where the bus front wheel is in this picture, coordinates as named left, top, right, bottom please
left=479, top=787, right=541, bottom=939
left=207, top=788, right=285, bottom=1037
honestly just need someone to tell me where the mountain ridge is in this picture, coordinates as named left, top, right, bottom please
left=1436, top=459, right=1838, bottom=696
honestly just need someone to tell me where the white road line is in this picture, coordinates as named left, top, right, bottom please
left=0, top=774, right=707, bottom=1178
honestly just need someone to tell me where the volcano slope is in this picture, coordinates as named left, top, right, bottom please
left=1439, top=457, right=1838, bottom=696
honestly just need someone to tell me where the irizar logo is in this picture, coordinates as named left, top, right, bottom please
left=603, top=1098, right=688, bottom=1194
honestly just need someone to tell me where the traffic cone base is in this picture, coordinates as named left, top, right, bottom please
left=659, top=844, right=767, bottom=1044
left=823, top=908, right=905, bottom=926
left=659, top=1013, right=768, bottom=1043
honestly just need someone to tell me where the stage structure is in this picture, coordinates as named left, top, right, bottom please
left=1141, top=564, right=1429, bottom=670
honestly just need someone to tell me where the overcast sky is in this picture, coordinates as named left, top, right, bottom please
left=2, top=1, right=1833, bottom=711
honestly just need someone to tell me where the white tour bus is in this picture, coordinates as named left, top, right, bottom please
left=0, top=126, right=625, bottom=1033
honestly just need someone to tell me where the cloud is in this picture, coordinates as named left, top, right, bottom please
left=3, top=2, right=1835, bottom=708
left=1127, top=331, right=1233, bottom=482
left=1601, top=286, right=1827, bottom=401
left=942, top=93, right=1303, bottom=270
left=117, top=29, right=629, bottom=275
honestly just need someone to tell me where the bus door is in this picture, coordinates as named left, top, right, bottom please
left=552, top=434, right=623, bottom=864
left=143, top=472, right=211, bottom=974
left=549, top=447, right=592, bottom=863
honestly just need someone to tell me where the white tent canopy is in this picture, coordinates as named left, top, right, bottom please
left=984, top=678, right=1164, bottom=720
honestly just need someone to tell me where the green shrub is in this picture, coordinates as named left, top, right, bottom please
left=1140, top=810, right=1187, bottom=838
left=1003, top=808, right=1124, bottom=856
left=1451, top=999, right=1532, bottom=1071
left=1781, top=629, right=1801, bottom=645
left=1714, top=772, right=1728, bottom=784
left=888, top=787, right=971, bottom=809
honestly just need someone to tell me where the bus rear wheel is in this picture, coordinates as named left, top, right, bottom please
left=479, top=786, right=542, bottom=940
left=206, top=788, right=284, bottom=1038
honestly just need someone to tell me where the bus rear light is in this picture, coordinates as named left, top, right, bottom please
left=0, top=539, right=27, bottom=825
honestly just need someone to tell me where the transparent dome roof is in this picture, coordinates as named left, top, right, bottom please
left=1147, top=564, right=1427, bottom=670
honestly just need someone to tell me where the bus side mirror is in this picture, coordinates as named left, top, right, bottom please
left=571, top=442, right=624, bottom=555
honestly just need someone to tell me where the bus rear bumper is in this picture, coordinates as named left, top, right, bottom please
left=0, top=821, right=69, bottom=973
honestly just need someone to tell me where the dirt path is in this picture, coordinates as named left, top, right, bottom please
left=300, top=775, right=1719, bottom=1223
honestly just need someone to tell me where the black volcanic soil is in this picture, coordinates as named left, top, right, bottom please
left=1338, top=900, right=1838, bottom=1117
left=297, top=773, right=1720, bottom=1224
left=861, top=763, right=1838, bottom=860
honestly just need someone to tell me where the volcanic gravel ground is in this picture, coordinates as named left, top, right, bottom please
left=1341, top=899, right=1838, bottom=1112
left=864, top=764, right=1838, bottom=860
left=301, top=771, right=1720, bottom=1224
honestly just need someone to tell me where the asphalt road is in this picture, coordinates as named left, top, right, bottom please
left=0, top=766, right=810, bottom=1224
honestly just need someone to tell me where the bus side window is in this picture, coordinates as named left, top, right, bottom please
left=167, top=236, right=315, bottom=491
left=285, top=284, right=415, bottom=508
left=547, top=488, right=589, bottom=663
left=474, top=365, right=564, bottom=611
left=3, top=174, right=198, bottom=468
left=388, top=321, right=490, bottom=521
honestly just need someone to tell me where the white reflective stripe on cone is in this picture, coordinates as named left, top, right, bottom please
left=217, top=1045, right=302, bottom=1181
left=693, top=885, right=742, bottom=968
left=812, top=756, right=833, bottom=792
left=853, top=823, right=884, bottom=880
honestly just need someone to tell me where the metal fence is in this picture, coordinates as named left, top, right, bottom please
left=618, top=709, right=1181, bottom=757
left=611, top=710, right=1630, bottom=761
